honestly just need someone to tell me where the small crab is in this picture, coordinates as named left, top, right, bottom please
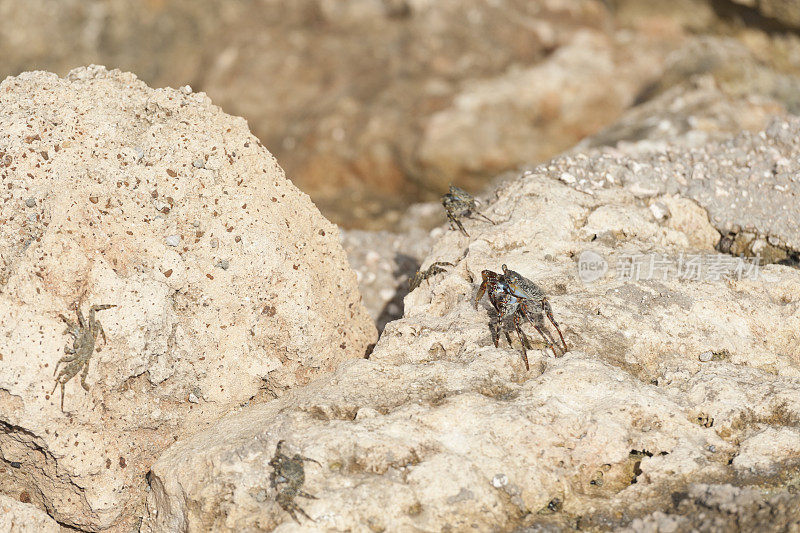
left=500, top=265, right=567, bottom=353
left=269, top=440, right=321, bottom=523
left=52, top=302, right=115, bottom=411
left=408, top=261, right=453, bottom=291
left=441, top=185, right=494, bottom=237
left=475, top=265, right=567, bottom=369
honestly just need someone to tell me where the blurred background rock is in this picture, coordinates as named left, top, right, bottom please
left=1, top=0, right=799, bottom=229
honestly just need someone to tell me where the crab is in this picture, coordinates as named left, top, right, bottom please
left=52, top=302, right=115, bottom=410
left=269, top=440, right=321, bottom=523
left=475, top=265, right=567, bottom=369
left=408, top=261, right=453, bottom=291
left=441, top=185, right=494, bottom=237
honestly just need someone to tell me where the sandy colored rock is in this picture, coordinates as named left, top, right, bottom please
left=0, top=0, right=698, bottom=229
left=733, top=427, right=800, bottom=473
left=0, top=494, right=61, bottom=533
left=0, top=66, right=374, bottom=530
left=145, top=119, right=800, bottom=531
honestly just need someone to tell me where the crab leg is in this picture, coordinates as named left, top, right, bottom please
left=542, top=298, right=567, bottom=352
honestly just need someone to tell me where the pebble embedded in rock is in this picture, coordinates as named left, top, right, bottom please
left=492, top=474, right=509, bottom=488
left=25, top=198, right=36, bottom=207
left=650, top=202, right=670, bottom=222
left=165, top=235, right=181, bottom=247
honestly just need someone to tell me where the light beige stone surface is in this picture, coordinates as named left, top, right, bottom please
left=145, top=120, right=800, bottom=530
left=0, top=494, right=61, bottom=533
left=0, top=67, right=375, bottom=530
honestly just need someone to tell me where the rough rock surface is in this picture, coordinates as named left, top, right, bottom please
left=622, top=482, right=800, bottom=532
left=145, top=118, right=800, bottom=531
left=0, top=67, right=375, bottom=530
left=567, top=115, right=800, bottom=262
left=0, top=493, right=60, bottom=533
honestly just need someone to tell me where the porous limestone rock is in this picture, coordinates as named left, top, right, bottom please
left=0, top=66, right=375, bottom=530
left=145, top=119, right=800, bottom=530
left=0, top=494, right=60, bottom=533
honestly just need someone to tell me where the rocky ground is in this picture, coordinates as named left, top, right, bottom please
left=142, top=112, right=800, bottom=531
left=1, top=15, right=800, bottom=530
left=2, top=0, right=800, bottom=228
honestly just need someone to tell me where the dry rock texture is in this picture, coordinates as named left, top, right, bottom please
left=0, top=67, right=375, bottom=530
left=570, top=115, right=800, bottom=264
left=0, top=493, right=61, bottom=533
left=146, top=119, right=800, bottom=530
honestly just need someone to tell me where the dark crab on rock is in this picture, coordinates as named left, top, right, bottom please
left=268, top=440, right=321, bottom=523
left=475, top=265, right=567, bottom=370
left=441, top=185, right=494, bottom=237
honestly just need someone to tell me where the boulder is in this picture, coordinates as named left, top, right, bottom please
left=0, top=66, right=375, bottom=530
left=145, top=119, right=800, bottom=530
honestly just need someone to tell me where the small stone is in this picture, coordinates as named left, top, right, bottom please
left=560, top=172, right=576, bottom=184
left=165, top=235, right=181, bottom=247
left=698, top=351, right=713, bottom=362
left=188, top=393, right=199, bottom=404
left=25, top=198, right=36, bottom=208
left=181, top=85, right=193, bottom=95
left=215, top=260, right=229, bottom=270
left=192, top=159, right=205, bottom=168
left=492, top=474, right=508, bottom=488
left=649, top=202, right=670, bottom=222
